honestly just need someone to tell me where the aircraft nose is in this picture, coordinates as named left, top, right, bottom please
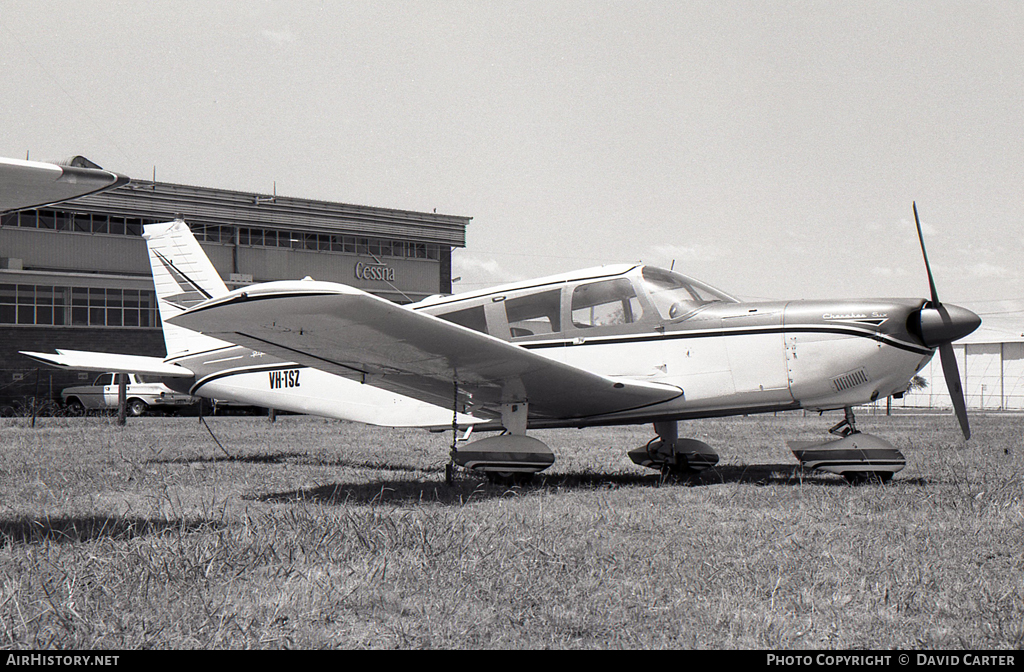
left=912, top=303, right=982, bottom=348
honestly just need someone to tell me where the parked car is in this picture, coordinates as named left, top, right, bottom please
left=61, top=373, right=198, bottom=416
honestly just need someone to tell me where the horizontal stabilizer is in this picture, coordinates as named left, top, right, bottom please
left=20, top=349, right=194, bottom=378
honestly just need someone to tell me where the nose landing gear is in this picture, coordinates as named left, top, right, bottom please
left=789, top=407, right=905, bottom=484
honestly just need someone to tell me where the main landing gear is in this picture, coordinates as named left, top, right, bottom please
left=447, top=402, right=555, bottom=485
left=628, top=420, right=720, bottom=478
left=788, top=407, right=906, bottom=484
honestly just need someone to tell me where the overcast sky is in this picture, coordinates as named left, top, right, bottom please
left=2, top=1, right=1021, bottom=332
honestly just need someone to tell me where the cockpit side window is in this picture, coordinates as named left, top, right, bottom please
left=571, top=278, right=643, bottom=328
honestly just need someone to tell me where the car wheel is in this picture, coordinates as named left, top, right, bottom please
left=65, top=399, right=86, bottom=416
left=127, top=399, right=148, bottom=417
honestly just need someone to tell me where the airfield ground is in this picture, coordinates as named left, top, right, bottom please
left=0, top=411, right=1021, bottom=649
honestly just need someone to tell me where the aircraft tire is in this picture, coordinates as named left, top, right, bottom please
left=842, top=471, right=894, bottom=485
left=487, top=471, right=534, bottom=486
left=659, top=454, right=701, bottom=483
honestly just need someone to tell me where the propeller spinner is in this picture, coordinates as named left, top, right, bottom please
left=910, top=202, right=981, bottom=439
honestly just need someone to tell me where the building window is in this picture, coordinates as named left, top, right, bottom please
left=229, top=223, right=443, bottom=261
left=0, top=282, right=158, bottom=328
left=193, top=224, right=235, bottom=244
left=0, top=208, right=159, bottom=236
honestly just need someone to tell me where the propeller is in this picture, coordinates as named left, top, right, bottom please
left=910, top=202, right=981, bottom=439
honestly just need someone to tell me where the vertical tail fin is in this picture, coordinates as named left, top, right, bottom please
left=143, top=219, right=231, bottom=358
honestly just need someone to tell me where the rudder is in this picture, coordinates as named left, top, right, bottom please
left=143, top=219, right=231, bottom=358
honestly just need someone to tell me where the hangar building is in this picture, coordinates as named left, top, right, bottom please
left=0, top=157, right=470, bottom=409
left=902, top=324, right=1024, bottom=411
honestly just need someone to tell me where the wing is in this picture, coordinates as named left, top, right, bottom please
left=1, top=157, right=129, bottom=213
left=169, top=280, right=683, bottom=421
left=21, top=349, right=194, bottom=378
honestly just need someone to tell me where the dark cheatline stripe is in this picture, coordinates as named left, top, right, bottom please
left=520, top=324, right=931, bottom=355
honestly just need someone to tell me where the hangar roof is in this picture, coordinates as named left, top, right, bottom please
left=62, top=169, right=469, bottom=247
left=961, top=321, right=1024, bottom=344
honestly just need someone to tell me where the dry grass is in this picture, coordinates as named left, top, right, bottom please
left=0, top=411, right=1021, bottom=649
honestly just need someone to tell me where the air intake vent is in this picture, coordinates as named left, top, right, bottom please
left=831, top=368, right=869, bottom=393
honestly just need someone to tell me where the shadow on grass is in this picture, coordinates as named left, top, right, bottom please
left=695, top=463, right=843, bottom=486
left=700, top=463, right=931, bottom=487
left=149, top=451, right=934, bottom=488
left=147, top=450, right=435, bottom=474
left=0, top=515, right=223, bottom=545
left=149, top=450, right=310, bottom=465
left=253, top=462, right=869, bottom=506
left=254, top=471, right=658, bottom=506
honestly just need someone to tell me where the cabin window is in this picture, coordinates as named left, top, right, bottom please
left=571, top=278, right=643, bottom=328
left=435, top=305, right=488, bottom=334
left=504, top=290, right=562, bottom=338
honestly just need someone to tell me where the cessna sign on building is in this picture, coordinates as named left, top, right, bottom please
left=355, top=261, right=396, bottom=283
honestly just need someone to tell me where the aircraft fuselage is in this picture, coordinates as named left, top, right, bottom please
left=167, top=264, right=946, bottom=432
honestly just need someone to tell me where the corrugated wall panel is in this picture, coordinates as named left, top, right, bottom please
left=1, top=228, right=149, bottom=275
left=233, top=246, right=439, bottom=294
left=965, top=343, right=1003, bottom=409
left=68, top=180, right=469, bottom=247
left=1002, top=343, right=1024, bottom=410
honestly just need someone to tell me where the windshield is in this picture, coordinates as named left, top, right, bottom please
left=640, top=266, right=737, bottom=320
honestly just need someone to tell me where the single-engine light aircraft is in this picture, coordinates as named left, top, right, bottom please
left=23, top=211, right=979, bottom=484
left=7, top=155, right=978, bottom=483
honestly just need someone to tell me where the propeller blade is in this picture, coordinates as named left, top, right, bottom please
left=913, top=202, right=941, bottom=307
left=914, top=203, right=974, bottom=440
left=938, top=341, right=970, bottom=440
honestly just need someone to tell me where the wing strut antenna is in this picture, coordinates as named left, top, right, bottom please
left=445, top=380, right=474, bottom=485
left=197, top=400, right=232, bottom=459
left=367, top=250, right=415, bottom=303
left=446, top=380, right=460, bottom=485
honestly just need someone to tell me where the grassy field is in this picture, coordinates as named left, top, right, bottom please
left=0, top=410, right=1021, bottom=649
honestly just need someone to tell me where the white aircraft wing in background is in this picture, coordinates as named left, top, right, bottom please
left=169, top=280, right=684, bottom=423
left=0, top=157, right=129, bottom=212
left=19, top=349, right=195, bottom=378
